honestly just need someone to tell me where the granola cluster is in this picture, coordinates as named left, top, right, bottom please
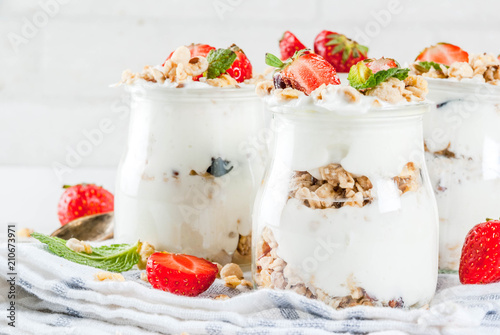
left=291, top=164, right=373, bottom=209
left=410, top=53, right=500, bottom=85
left=218, top=263, right=252, bottom=289
left=364, top=75, right=428, bottom=103
left=254, top=227, right=404, bottom=308
left=120, top=46, right=238, bottom=88
left=290, top=162, right=420, bottom=209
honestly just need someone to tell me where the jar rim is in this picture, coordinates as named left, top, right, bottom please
left=124, top=82, right=258, bottom=100
left=425, top=77, right=500, bottom=100
left=271, top=101, right=431, bottom=120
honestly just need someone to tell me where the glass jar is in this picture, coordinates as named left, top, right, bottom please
left=423, top=79, right=500, bottom=271
left=252, top=103, right=438, bottom=309
left=115, top=86, right=267, bottom=265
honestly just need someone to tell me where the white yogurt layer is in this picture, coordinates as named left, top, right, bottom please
left=115, top=86, right=266, bottom=264
left=424, top=78, right=500, bottom=270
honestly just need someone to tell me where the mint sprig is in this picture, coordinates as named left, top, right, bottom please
left=31, top=232, right=140, bottom=272
left=414, top=61, right=448, bottom=73
left=206, top=48, right=237, bottom=79
left=265, top=53, right=285, bottom=68
left=348, top=65, right=410, bottom=90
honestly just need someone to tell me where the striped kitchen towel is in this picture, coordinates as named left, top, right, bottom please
left=1, top=241, right=500, bottom=335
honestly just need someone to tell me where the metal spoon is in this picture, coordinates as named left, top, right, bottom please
left=50, top=212, right=114, bottom=241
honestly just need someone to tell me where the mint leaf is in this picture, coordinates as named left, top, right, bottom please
left=206, top=48, right=237, bottom=79
left=349, top=67, right=410, bottom=90
left=415, top=61, right=447, bottom=73
left=31, top=232, right=140, bottom=272
left=265, top=53, right=284, bottom=68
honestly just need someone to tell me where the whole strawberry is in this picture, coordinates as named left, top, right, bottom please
left=415, top=43, right=468, bottom=66
left=57, top=184, right=114, bottom=225
left=225, top=44, right=252, bottom=83
left=459, top=219, right=500, bottom=284
left=265, top=50, right=340, bottom=95
left=147, top=252, right=218, bottom=296
left=279, top=31, right=307, bottom=61
left=314, top=30, right=369, bottom=73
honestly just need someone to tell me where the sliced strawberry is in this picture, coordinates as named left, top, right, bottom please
left=147, top=252, right=218, bottom=296
left=225, top=44, right=252, bottom=83
left=415, top=43, right=469, bottom=66
left=281, top=52, right=340, bottom=95
left=164, top=43, right=216, bottom=81
left=279, top=31, right=307, bottom=61
left=57, top=184, right=114, bottom=226
left=364, top=57, right=398, bottom=73
left=314, top=30, right=369, bottom=73
left=266, top=51, right=340, bottom=95
left=459, top=219, right=500, bottom=284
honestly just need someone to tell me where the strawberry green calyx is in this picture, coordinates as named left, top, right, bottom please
left=414, top=61, right=448, bottom=73
left=205, top=48, right=237, bottom=79
left=265, top=49, right=309, bottom=70
left=326, top=34, right=369, bottom=64
left=265, top=53, right=286, bottom=69
left=348, top=61, right=410, bottom=90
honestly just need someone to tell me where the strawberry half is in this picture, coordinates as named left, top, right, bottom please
left=225, top=44, right=252, bottom=83
left=459, top=219, right=500, bottom=284
left=165, top=43, right=216, bottom=81
left=57, top=184, right=114, bottom=226
left=279, top=31, right=307, bottom=61
left=415, top=43, right=469, bottom=66
left=364, top=57, right=398, bottom=73
left=314, top=30, right=369, bottom=73
left=266, top=51, right=340, bottom=95
left=147, top=252, right=218, bottom=296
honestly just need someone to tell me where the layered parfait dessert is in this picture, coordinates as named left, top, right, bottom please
left=410, top=43, right=500, bottom=270
left=253, top=51, right=438, bottom=308
left=115, top=44, right=267, bottom=265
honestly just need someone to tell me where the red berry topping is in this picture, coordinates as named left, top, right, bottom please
left=225, top=44, right=252, bottom=83
left=415, top=43, right=469, bottom=66
left=57, top=184, right=114, bottom=226
left=146, top=252, right=218, bottom=296
left=279, top=31, right=307, bottom=61
left=314, top=30, right=369, bottom=73
left=459, top=219, right=500, bottom=284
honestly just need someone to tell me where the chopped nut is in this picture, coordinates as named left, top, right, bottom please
left=17, top=228, right=33, bottom=238
left=447, top=62, right=474, bottom=80
left=365, top=77, right=405, bottom=103
left=224, top=275, right=242, bottom=288
left=214, top=294, right=230, bottom=300
left=66, top=238, right=92, bottom=254
left=274, top=87, right=301, bottom=100
left=121, top=69, right=137, bottom=84
left=186, top=56, right=209, bottom=77
left=220, top=263, right=244, bottom=280
left=137, top=241, right=155, bottom=270
left=206, top=74, right=238, bottom=87
left=236, top=234, right=251, bottom=257
left=94, top=271, right=125, bottom=282
left=393, top=162, right=420, bottom=194
left=340, top=86, right=362, bottom=103
left=255, top=80, right=274, bottom=96
left=140, top=272, right=149, bottom=282
left=170, top=46, right=191, bottom=65
left=240, top=280, right=253, bottom=288
left=175, top=63, right=189, bottom=82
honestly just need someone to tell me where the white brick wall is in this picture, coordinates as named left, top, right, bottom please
left=1, top=0, right=499, bottom=232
